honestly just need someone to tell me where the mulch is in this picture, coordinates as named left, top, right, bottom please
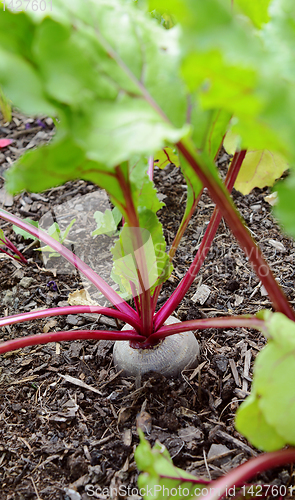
left=0, top=111, right=294, bottom=500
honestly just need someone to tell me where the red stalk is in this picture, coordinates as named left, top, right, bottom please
left=200, top=448, right=295, bottom=500
left=151, top=187, right=204, bottom=313
left=0, top=207, right=138, bottom=321
left=176, top=139, right=295, bottom=321
left=115, top=166, right=153, bottom=336
left=0, top=236, right=28, bottom=264
left=0, top=329, right=145, bottom=355
left=0, top=305, right=141, bottom=331
left=149, top=315, right=264, bottom=342
left=154, top=150, right=246, bottom=330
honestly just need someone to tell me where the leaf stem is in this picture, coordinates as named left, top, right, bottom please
left=0, top=207, right=138, bottom=320
left=0, top=329, right=145, bottom=355
left=115, top=166, right=153, bottom=336
left=147, top=156, right=154, bottom=181
left=0, top=236, right=28, bottom=264
left=199, top=448, right=295, bottom=500
left=176, top=139, right=295, bottom=321
left=150, top=315, right=264, bottom=342
left=0, top=305, right=141, bottom=331
left=154, top=150, right=246, bottom=330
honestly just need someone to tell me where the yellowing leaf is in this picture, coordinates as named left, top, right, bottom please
left=154, top=147, right=180, bottom=169
left=234, top=150, right=288, bottom=195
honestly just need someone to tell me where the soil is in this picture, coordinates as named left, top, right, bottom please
left=0, top=112, right=294, bottom=500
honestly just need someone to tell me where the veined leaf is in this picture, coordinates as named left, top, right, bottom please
left=37, top=219, right=76, bottom=254
left=234, top=150, right=288, bottom=195
left=224, top=132, right=289, bottom=194
left=154, top=147, right=180, bottom=169
left=1, top=0, right=189, bottom=196
left=129, top=157, right=165, bottom=214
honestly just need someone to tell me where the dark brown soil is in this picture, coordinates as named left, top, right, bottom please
left=0, top=112, right=294, bottom=500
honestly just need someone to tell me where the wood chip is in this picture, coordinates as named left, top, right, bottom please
left=215, top=429, right=257, bottom=456
left=229, top=359, right=241, bottom=387
left=268, top=239, right=286, bottom=252
left=58, top=373, right=103, bottom=395
left=260, top=284, right=268, bottom=296
left=191, top=285, right=211, bottom=305
left=234, top=295, right=244, bottom=306
left=242, top=349, right=252, bottom=392
left=189, top=361, right=207, bottom=381
left=10, top=375, right=39, bottom=385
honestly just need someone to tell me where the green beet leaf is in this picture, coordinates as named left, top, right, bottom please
left=275, top=172, right=295, bottom=239
left=129, top=157, right=165, bottom=215
left=235, top=393, right=285, bottom=452
left=234, top=0, right=271, bottom=28
left=0, top=0, right=189, bottom=190
left=236, top=312, right=295, bottom=450
left=36, top=220, right=76, bottom=261
left=0, top=47, right=56, bottom=116
left=135, top=430, right=206, bottom=500
left=111, top=209, right=171, bottom=299
left=13, top=218, right=39, bottom=241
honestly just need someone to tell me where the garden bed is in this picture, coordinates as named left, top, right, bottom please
left=0, top=113, right=294, bottom=499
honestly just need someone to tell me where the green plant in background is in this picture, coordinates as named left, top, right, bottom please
left=13, top=217, right=76, bottom=260
left=0, top=0, right=295, bottom=495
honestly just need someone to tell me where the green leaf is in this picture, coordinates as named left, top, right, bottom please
left=92, top=208, right=122, bottom=237
left=0, top=7, right=35, bottom=59
left=111, top=225, right=155, bottom=299
left=1, top=0, right=192, bottom=206
left=0, top=228, right=6, bottom=246
left=235, top=393, right=285, bottom=452
left=236, top=312, right=295, bottom=451
left=135, top=430, right=206, bottom=500
left=71, top=97, right=188, bottom=167
left=111, top=209, right=171, bottom=299
left=234, top=0, right=271, bottom=28
left=130, top=157, right=165, bottom=214
left=5, top=133, right=85, bottom=195
left=275, top=171, right=295, bottom=239
left=33, top=18, right=116, bottom=106
left=0, top=47, right=56, bottom=116
left=39, top=220, right=76, bottom=252
left=13, top=218, right=39, bottom=241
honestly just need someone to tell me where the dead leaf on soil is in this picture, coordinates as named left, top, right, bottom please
left=68, top=289, right=99, bottom=306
